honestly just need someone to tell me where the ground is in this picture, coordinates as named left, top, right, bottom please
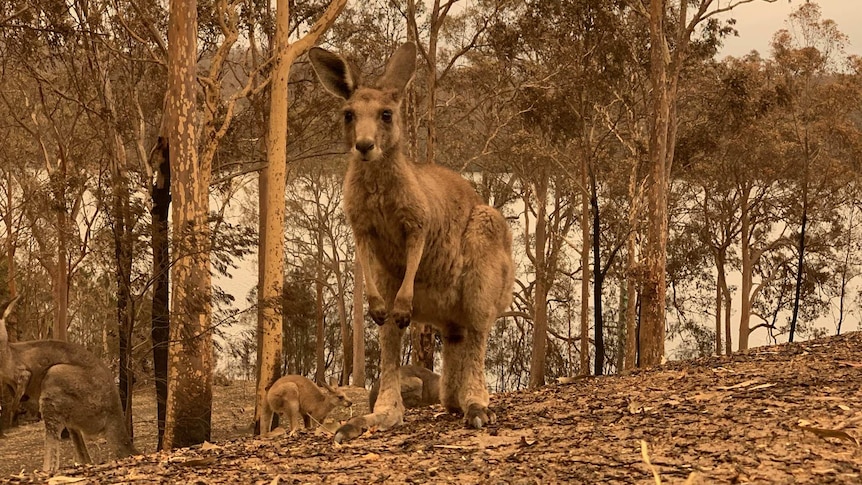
left=1, top=332, right=861, bottom=484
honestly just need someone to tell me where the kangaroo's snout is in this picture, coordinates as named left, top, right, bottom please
left=355, top=139, right=375, bottom=157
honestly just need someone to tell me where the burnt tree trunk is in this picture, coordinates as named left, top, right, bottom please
left=151, top=138, right=171, bottom=450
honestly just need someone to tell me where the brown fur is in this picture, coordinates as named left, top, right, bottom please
left=261, top=375, right=352, bottom=435
left=0, top=298, right=137, bottom=472
left=309, top=43, right=514, bottom=443
left=368, top=365, right=441, bottom=410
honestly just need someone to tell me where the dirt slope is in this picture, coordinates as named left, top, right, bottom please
left=2, top=332, right=861, bottom=484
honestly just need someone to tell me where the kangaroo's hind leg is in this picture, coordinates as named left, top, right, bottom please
left=442, top=205, right=512, bottom=428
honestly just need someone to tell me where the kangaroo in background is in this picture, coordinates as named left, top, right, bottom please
left=0, top=298, right=137, bottom=472
left=369, top=365, right=441, bottom=410
left=309, top=42, right=514, bottom=443
left=261, top=375, right=353, bottom=435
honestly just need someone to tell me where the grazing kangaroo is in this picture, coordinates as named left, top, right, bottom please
left=309, top=42, right=514, bottom=443
left=369, top=365, right=441, bottom=410
left=0, top=298, right=137, bottom=472
left=261, top=375, right=353, bottom=435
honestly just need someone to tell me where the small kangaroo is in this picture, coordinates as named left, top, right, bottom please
left=369, top=365, right=441, bottom=410
left=0, top=298, right=137, bottom=472
left=261, top=375, right=353, bottom=435
left=309, top=43, right=514, bottom=443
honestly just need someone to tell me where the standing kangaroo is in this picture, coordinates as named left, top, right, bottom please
left=0, top=298, right=137, bottom=472
left=309, top=42, right=514, bottom=443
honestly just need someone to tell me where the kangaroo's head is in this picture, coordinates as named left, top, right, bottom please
left=321, top=381, right=353, bottom=408
left=309, top=43, right=416, bottom=163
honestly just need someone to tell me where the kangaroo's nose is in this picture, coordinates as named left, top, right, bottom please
left=355, top=140, right=375, bottom=155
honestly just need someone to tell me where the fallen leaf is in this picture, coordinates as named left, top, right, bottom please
left=717, top=379, right=760, bottom=390
left=173, top=457, right=218, bottom=467
left=200, top=441, right=220, bottom=451
left=799, top=424, right=859, bottom=445
left=556, top=376, right=581, bottom=384
left=518, top=436, right=536, bottom=448
left=47, top=477, right=87, bottom=485
left=748, top=383, right=776, bottom=391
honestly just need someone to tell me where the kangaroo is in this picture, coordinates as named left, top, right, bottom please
left=0, top=298, right=137, bottom=472
left=261, top=375, right=353, bottom=435
left=369, top=365, right=441, bottom=410
left=309, top=42, right=514, bottom=443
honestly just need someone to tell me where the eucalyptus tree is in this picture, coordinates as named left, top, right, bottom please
left=631, top=0, right=779, bottom=365
left=769, top=2, right=860, bottom=342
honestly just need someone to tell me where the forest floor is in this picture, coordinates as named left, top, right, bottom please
left=1, top=332, right=861, bottom=484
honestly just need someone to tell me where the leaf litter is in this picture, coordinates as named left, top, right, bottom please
left=1, top=332, right=862, bottom=483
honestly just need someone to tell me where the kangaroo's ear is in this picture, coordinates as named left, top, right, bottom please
left=379, top=42, right=416, bottom=93
left=1, top=296, right=19, bottom=323
left=309, top=47, right=357, bottom=100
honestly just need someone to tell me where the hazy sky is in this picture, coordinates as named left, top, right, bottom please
left=716, top=0, right=861, bottom=59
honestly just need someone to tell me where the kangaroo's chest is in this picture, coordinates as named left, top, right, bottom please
left=344, top=179, right=466, bottom=288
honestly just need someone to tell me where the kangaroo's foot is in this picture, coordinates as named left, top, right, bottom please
left=465, top=403, right=496, bottom=429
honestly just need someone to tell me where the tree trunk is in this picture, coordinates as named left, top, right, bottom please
left=580, top=157, right=590, bottom=375
left=624, top=159, right=639, bottom=371
left=352, top=258, right=365, bottom=387
left=714, top=250, right=726, bottom=355
left=332, top=251, right=351, bottom=385
left=315, top=222, right=326, bottom=385
left=640, top=0, right=670, bottom=367
left=837, top=207, right=855, bottom=336
left=590, top=175, right=604, bottom=376
left=789, top=181, right=808, bottom=342
left=53, top=177, right=69, bottom=342
left=410, top=324, right=435, bottom=370
left=739, top=185, right=753, bottom=351
left=112, top=157, right=134, bottom=438
left=254, top=0, right=289, bottom=436
left=529, top=176, right=549, bottom=389
left=4, top=171, right=17, bottom=343
left=164, top=0, right=214, bottom=449
left=1, top=172, right=19, bottom=431
left=150, top=138, right=171, bottom=450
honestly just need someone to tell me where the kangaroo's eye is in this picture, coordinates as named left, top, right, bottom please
left=381, top=110, right=393, bottom=123
left=344, top=110, right=354, bottom=123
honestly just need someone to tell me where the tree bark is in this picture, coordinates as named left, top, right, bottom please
left=590, top=174, right=604, bottom=376
left=624, top=158, right=640, bottom=371
left=254, top=0, right=346, bottom=424
left=738, top=185, right=753, bottom=351
left=640, top=0, right=670, bottom=367
left=352, top=258, right=365, bottom=387
left=529, top=176, right=549, bottom=389
left=580, top=157, right=590, bottom=375
left=52, top=167, right=70, bottom=342
left=315, top=229, right=325, bottom=384
left=254, top=0, right=289, bottom=435
left=714, top=250, right=726, bottom=355
left=164, top=0, right=214, bottom=449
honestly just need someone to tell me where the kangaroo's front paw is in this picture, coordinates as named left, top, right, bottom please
left=367, top=296, right=386, bottom=326
left=390, top=298, right=413, bottom=329
left=333, top=422, right=364, bottom=444
left=465, top=404, right=496, bottom=429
